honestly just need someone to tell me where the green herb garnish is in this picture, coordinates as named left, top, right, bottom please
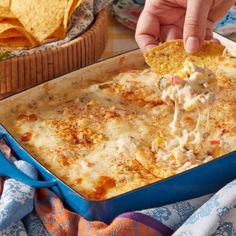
left=0, top=51, right=11, bottom=61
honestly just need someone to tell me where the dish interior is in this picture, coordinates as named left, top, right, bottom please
left=0, top=51, right=235, bottom=200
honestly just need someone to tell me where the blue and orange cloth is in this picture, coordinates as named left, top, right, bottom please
left=1, top=141, right=236, bottom=235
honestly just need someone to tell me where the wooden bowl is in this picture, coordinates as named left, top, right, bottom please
left=0, top=9, right=108, bottom=97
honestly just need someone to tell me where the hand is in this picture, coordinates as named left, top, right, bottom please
left=135, top=0, right=234, bottom=53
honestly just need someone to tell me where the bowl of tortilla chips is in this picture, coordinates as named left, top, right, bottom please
left=0, top=0, right=108, bottom=96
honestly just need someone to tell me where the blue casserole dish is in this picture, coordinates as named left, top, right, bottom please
left=0, top=124, right=236, bottom=224
left=0, top=47, right=235, bottom=224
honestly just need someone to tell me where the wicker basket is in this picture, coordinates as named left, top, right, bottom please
left=0, top=9, right=108, bottom=97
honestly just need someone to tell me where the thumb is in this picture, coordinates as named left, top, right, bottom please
left=183, top=0, right=212, bottom=53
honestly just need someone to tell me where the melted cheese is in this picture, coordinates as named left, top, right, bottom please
left=161, top=60, right=218, bottom=156
left=2, top=67, right=236, bottom=200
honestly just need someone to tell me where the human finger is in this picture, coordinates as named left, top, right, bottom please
left=160, top=25, right=183, bottom=42
left=183, top=0, right=212, bottom=53
left=135, top=3, right=160, bottom=52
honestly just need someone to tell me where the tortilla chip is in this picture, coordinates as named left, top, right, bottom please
left=0, top=28, right=22, bottom=38
left=0, top=5, right=15, bottom=19
left=0, top=23, right=37, bottom=46
left=0, top=0, right=10, bottom=7
left=47, top=24, right=65, bottom=40
left=38, top=0, right=83, bottom=40
left=63, top=0, right=83, bottom=30
left=0, top=18, right=23, bottom=26
left=0, top=37, right=32, bottom=48
left=144, top=40, right=225, bottom=75
left=10, top=0, right=68, bottom=42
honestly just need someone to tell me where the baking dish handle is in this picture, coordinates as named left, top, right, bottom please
left=0, top=127, right=57, bottom=188
left=0, top=150, right=57, bottom=188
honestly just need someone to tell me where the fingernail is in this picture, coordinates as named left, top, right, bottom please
left=185, top=37, right=200, bottom=53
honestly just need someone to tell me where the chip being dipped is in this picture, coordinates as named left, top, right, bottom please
left=144, top=40, right=225, bottom=166
left=144, top=40, right=225, bottom=75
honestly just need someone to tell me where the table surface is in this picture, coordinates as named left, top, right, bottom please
left=100, top=13, right=138, bottom=60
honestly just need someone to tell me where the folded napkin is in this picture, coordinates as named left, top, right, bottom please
left=0, top=142, right=236, bottom=236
